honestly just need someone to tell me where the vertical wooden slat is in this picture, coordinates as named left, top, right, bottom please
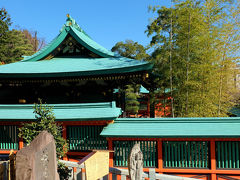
left=188, top=142, right=191, bottom=167
left=119, top=141, right=122, bottom=166
left=236, top=142, right=239, bottom=168
left=89, top=126, right=91, bottom=150
left=115, top=141, right=118, bottom=166
left=93, top=126, right=96, bottom=149
left=126, top=141, right=128, bottom=166
left=233, top=142, right=236, bottom=168
left=121, top=141, right=124, bottom=166
left=175, top=142, right=178, bottom=167
left=147, top=141, right=150, bottom=167
left=185, top=142, right=187, bottom=168
left=168, top=142, right=171, bottom=167
left=177, top=142, right=180, bottom=167
left=16, top=126, right=19, bottom=149
left=195, top=142, right=198, bottom=168
left=191, top=142, right=194, bottom=168
left=72, top=126, right=74, bottom=150
left=71, top=127, right=74, bottom=151
left=68, top=127, right=72, bottom=150
left=229, top=141, right=232, bottom=168
left=205, top=142, right=208, bottom=168
left=11, top=126, right=14, bottom=149
left=92, top=126, right=95, bottom=149
left=9, top=126, right=11, bottom=149
left=0, top=126, right=2, bottom=149
left=4, top=126, right=7, bottom=149
left=225, top=142, right=228, bottom=168
left=221, top=141, right=224, bottom=168
left=181, top=142, right=184, bottom=168
left=83, top=126, right=86, bottom=151
left=72, top=127, right=74, bottom=151
left=88, top=126, right=91, bottom=150
left=75, top=126, right=78, bottom=151
left=197, top=142, right=200, bottom=168
left=74, top=127, right=77, bottom=151
left=143, top=141, right=146, bottom=167
left=171, top=142, right=174, bottom=167
left=76, top=126, right=80, bottom=150
left=150, top=141, right=153, bottom=167
left=152, top=141, right=154, bottom=167
left=117, top=141, right=121, bottom=166
left=202, top=141, right=205, bottom=168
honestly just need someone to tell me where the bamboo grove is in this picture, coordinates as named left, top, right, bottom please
left=145, top=0, right=240, bottom=117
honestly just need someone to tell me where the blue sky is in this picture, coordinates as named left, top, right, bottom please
left=1, top=0, right=170, bottom=50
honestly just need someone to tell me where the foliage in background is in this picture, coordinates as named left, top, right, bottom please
left=1, top=29, right=35, bottom=64
left=22, top=29, right=46, bottom=52
left=112, top=40, right=149, bottom=115
left=0, top=8, right=44, bottom=64
left=124, top=84, right=140, bottom=115
left=112, top=40, right=150, bottom=60
left=0, top=8, right=11, bottom=38
left=57, top=162, right=72, bottom=180
left=18, top=99, right=68, bottom=158
left=146, top=0, right=240, bottom=117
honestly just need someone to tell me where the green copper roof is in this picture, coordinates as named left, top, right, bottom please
left=22, top=16, right=116, bottom=61
left=100, top=117, right=240, bottom=138
left=0, top=57, right=152, bottom=78
left=0, top=102, right=122, bottom=121
left=0, top=16, right=152, bottom=78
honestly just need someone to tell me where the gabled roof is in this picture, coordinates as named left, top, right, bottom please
left=22, top=15, right=116, bottom=61
left=0, top=15, right=152, bottom=79
left=100, top=117, right=240, bottom=138
left=0, top=102, right=122, bottom=121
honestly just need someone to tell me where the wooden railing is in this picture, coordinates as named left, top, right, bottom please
left=59, top=160, right=197, bottom=180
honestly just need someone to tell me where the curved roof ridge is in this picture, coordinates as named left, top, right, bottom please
left=21, top=30, right=68, bottom=62
left=69, top=26, right=116, bottom=58
left=21, top=15, right=118, bottom=62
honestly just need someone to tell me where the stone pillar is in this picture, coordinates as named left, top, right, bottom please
left=16, top=131, right=59, bottom=180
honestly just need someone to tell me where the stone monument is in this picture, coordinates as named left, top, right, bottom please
left=16, top=130, right=59, bottom=180
left=128, top=143, right=143, bottom=180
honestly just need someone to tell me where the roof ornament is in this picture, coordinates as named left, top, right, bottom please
left=62, top=14, right=91, bottom=38
left=65, top=14, right=82, bottom=32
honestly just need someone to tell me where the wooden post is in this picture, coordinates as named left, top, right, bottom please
left=210, top=140, right=217, bottom=180
left=18, top=125, right=24, bottom=149
left=62, top=124, right=68, bottom=161
left=19, top=138, right=23, bottom=149
left=158, top=139, right=163, bottom=173
left=108, top=138, right=113, bottom=180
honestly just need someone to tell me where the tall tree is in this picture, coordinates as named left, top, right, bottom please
left=22, top=30, right=46, bottom=52
left=1, top=29, right=35, bottom=64
left=147, top=0, right=239, bottom=117
left=112, top=40, right=149, bottom=116
left=0, top=8, right=11, bottom=64
left=0, top=8, right=11, bottom=38
left=0, top=8, right=41, bottom=64
left=112, top=40, right=149, bottom=60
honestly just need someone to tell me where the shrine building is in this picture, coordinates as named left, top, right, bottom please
left=0, top=16, right=240, bottom=180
